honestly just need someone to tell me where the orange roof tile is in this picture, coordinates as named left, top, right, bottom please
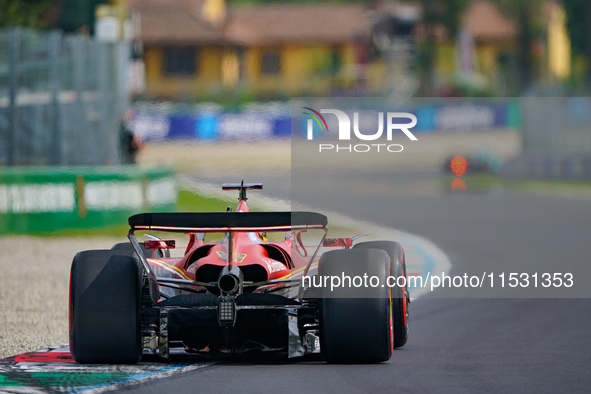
left=225, top=4, right=371, bottom=46
left=128, top=0, right=371, bottom=46
left=462, top=1, right=516, bottom=42
left=128, top=0, right=227, bottom=45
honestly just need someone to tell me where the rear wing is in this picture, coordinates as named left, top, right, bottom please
left=129, top=211, right=328, bottom=233
left=128, top=211, right=328, bottom=301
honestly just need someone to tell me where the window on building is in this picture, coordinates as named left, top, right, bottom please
left=163, top=47, right=197, bottom=76
left=261, top=51, right=281, bottom=75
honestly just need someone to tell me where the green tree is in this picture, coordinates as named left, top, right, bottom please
left=57, top=0, right=107, bottom=34
left=414, top=0, right=470, bottom=95
left=0, top=0, right=109, bottom=35
left=0, top=0, right=52, bottom=28
left=494, top=0, right=545, bottom=93
left=563, top=0, right=591, bottom=92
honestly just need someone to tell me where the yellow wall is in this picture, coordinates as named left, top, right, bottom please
left=144, top=42, right=377, bottom=98
left=242, top=43, right=357, bottom=96
left=436, top=43, right=456, bottom=76
left=476, top=41, right=516, bottom=78
left=434, top=40, right=516, bottom=87
left=144, top=46, right=225, bottom=98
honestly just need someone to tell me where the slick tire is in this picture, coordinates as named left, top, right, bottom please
left=319, top=248, right=393, bottom=364
left=355, top=241, right=409, bottom=348
left=69, top=250, right=143, bottom=364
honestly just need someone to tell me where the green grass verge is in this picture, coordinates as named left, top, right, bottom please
left=20, top=189, right=238, bottom=238
left=176, top=189, right=237, bottom=212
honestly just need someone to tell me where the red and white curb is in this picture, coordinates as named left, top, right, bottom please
left=0, top=345, right=214, bottom=393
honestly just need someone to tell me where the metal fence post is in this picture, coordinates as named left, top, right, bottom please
left=71, top=35, right=85, bottom=165
left=116, top=40, right=132, bottom=165
left=117, top=40, right=130, bottom=115
left=8, top=27, right=19, bottom=166
left=97, top=41, right=109, bottom=165
left=49, top=30, right=62, bottom=165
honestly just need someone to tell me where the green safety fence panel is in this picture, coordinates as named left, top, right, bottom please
left=0, top=166, right=176, bottom=234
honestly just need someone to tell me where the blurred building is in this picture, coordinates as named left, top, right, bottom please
left=423, top=0, right=571, bottom=95
left=128, top=0, right=570, bottom=100
left=128, top=0, right=418, bottom=99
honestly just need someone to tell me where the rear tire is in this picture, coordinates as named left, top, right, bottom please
left=355, top=241, right=409, bottom=348
left=319, top=248, right=393, bottom=363
left=69, top=250, right=143, bottom=363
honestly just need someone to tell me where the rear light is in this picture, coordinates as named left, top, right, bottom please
left=218, top=298, right=236, bottom=326
left=450, top=155, right=468, bottom=176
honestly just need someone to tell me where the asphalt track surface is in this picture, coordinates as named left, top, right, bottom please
left=123, top=170, right=591, bottom=393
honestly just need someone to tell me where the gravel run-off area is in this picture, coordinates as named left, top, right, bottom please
left=0, top=237, right=124, bottom=359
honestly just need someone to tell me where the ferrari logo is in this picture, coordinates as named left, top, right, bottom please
left=216, top=251, right=247, bottom=263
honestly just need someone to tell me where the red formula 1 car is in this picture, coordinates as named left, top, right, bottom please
left=69, top=183, right=409, bottom=364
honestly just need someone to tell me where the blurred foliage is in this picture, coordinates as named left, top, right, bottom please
left=563, top=0, right=591, bottom=92
left=418, top=0, right=469, bottom=39
left=493, top=0, right=545, bottom=93
left=564, top=0, right=591, bottom=58
left=57, top=0, right=106, bottom=34
left=228, top=0, right=365, bottom=3
left=0, top=0, right=108, bottom=34
left=193, top=88, right=260, bottom=111
left=412, top=0, right=471, bottom=95
left=0, top=0, right=53, bottom=28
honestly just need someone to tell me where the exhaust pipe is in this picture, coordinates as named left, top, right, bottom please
left=217, top=265, right=243, bottom=327
left=219, top=274, right=240, bottom=293
left=218, top=265, right=243, bottom=295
